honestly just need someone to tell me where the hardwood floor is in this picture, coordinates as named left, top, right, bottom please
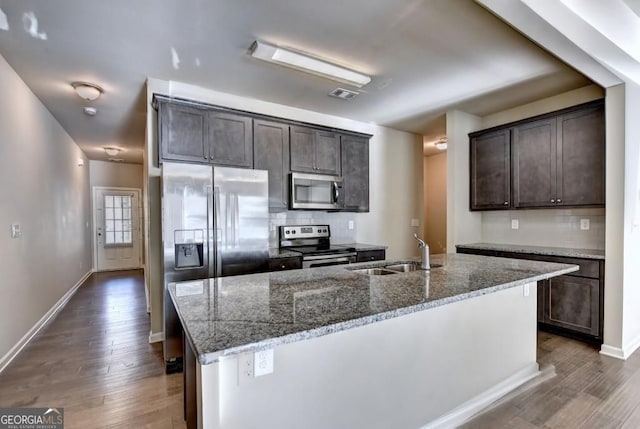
left=0, top=270, right=185, bottom=429
left=463, top=331, right=640, bottom=428
left=3, top=270, right=640, bottom=428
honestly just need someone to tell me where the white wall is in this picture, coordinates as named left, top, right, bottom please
left=621, top=81, right=640, bottom=355
left=0, top=54, right=92, bottom=366
left=145, top=78, right=423, bottom=336
left=481, top=84, right=604, bottom=129
left=89, top=160, right=143, bottom=189
left=446, top=110, right=482, bottom=252
left=602, top=84, right=625, bottom=354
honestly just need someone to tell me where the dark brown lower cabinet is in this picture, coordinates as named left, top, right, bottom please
left=541, top=275, right=600, bottom=337
left=456, top=246, right=604, bottom=343
left=356, top=249, right=386, bottom=262
left=268, top=257, right=302, bottom=271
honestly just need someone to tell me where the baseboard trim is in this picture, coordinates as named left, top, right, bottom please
left=0, top=270, right=93, bottom=375
left=422, top=362, right=540, bottom=429
left=149, top=331, right=164, bottom=343
left=601, top=335, right=640, bottom=360
left=600, top=344, right=626, bottom=360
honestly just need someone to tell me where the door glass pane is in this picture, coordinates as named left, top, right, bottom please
left=104, top=194, right=133, bottom=246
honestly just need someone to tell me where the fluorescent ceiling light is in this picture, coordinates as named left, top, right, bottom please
left=250, top=41, right=371, bottom=88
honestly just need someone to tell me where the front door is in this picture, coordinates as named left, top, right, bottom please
left=93, top=187, right=142, bottom=271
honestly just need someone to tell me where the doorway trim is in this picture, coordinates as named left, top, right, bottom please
left=92, top=186, right=143, bottom=272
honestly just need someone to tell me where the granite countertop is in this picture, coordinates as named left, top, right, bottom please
left=268, top=248, right=301, bottom=259
left=169, top=253, right=577, bottom=365
left=456, top=243, right=605, bottom=260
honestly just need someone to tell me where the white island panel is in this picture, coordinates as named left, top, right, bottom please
left=199, top=282, right=538, bottom=429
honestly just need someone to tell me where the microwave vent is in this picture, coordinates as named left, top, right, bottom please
left=328, top=88, right=359, bottom=100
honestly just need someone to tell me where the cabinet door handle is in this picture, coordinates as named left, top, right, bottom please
left=504, top=201, right=509, bottom=206
left=281, top=265, right=286, bottom=269
left=556, top=198, right=562, bottom=203
left=550, top=199, right=555, bottom=203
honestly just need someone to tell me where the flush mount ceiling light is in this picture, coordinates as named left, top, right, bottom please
left=71, top=81, right=103, bottom=101
left=103, top=147, right=120, bottom=156
left=250, top=41, right=371, bottom=88
left=434, top=138, right=447, bottom=151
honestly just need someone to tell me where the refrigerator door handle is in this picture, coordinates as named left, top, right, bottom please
left=213, top=186, right=222, bottom=277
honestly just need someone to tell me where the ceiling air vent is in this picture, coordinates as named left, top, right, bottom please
left=328, top=88, right=359, bottom=100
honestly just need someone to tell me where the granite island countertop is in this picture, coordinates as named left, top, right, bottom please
left=456, top=243, right=605, bottom=260
left=168, top=253, right=578, bottom=365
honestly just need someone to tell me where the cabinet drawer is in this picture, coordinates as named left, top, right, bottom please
left=500, top=252, right=599, bottom=279
left=268, top=257, right=302, bottom=272
left=356, top=250, right=385, bottom=263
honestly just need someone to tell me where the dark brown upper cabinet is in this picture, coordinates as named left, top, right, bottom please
left=341, top=135, right=370, bottom=212
left=157, top=98, right=253, bottom=168
left=512, top=118, right=558, bottom=208
left=470, top=129, right=511, bottom=210
left=556, top=106, right=605, bottom=207
left=290, top=126, right=341, bottom=176
left=253, top=120, right=290, bottom=212
left=158, top=101, right=208, bottom=163
left=154, top=95, right=372, bottom=212
left=470, top=100, right=605, bottom=211
left=206, top=112, right=253, bottom=168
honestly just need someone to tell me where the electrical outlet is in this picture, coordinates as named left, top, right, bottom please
left=511, top=219, right=519, bottom=230
left=411, top=218, right=420, bottom=227
left=238, top=353, right=254, bottom=384
left=348, top=220, right=354, bottom=230
left=580, top=219, right=590, bottom=230
left=254, top=349, right=274, bottom=377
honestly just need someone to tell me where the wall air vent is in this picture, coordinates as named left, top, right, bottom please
left=328, top=88, right=359, bottom=100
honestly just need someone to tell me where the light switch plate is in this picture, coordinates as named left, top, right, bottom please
left=580, top=219, right=590, bottom=230
left=511, top=219, right=519, bottom=230
left=348, top=220, right=354, bottom=230
left=10, top=223, right=22, bottom=238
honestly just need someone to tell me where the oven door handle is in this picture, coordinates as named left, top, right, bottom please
left=303, top=252, right=357, bottom=261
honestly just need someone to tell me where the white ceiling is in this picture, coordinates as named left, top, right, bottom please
left=0, top=0, right=592, bottom=163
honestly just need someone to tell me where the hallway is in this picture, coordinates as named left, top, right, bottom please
left=0, top=270, right=185, bottom=428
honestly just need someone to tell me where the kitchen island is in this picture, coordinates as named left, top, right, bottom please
left=169, top=253, right=577, bottom=429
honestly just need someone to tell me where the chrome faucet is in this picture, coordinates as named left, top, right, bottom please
left=413, top=233, right=430, bottom=270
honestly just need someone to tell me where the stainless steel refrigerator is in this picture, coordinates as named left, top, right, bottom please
left=161, top=162, right=269, bottom=372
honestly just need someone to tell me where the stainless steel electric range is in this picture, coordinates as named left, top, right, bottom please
left=278, top=225, right=356, bottom=268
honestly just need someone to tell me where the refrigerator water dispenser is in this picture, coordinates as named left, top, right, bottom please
left=174, top=229, right=204, bottom=269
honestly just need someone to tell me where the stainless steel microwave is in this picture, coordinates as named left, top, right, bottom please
left=290, top=172, right=345, bottom=210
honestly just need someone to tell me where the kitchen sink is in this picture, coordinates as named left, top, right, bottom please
left=385, top=262, right=443, bottom=272
left=350, top=268, right=398, bottom=276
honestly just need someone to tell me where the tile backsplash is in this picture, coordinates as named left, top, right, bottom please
left=481, top=208, right=605, bottom=250
left=269, top=211, right=357, bottom=247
